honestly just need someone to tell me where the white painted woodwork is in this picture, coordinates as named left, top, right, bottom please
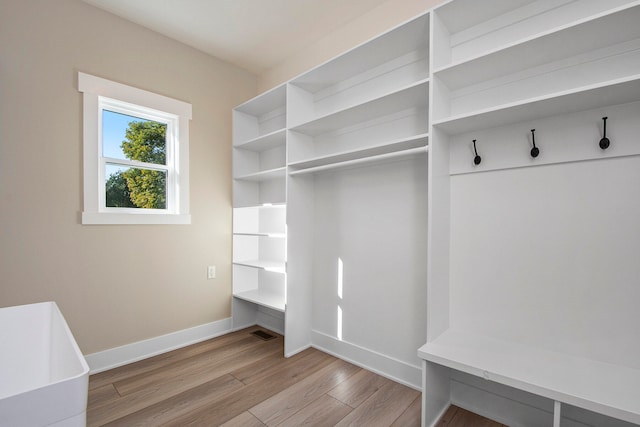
left=233, top=10, right=430, bottom=378
left=234, top=2, right=640, bottom=425
left=431, top=0, right=636, bottom=70
left=421, top=1, right=640, bottom=426
left=232, top=87, right=288, bottom=332
left=233, top=289, right=285, bottom=313
left=419, top=330, right=640, bottom=425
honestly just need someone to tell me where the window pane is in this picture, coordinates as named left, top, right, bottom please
left=102, top=110, right=167, bottom=165
left=105, top=164, right=167, bottom=209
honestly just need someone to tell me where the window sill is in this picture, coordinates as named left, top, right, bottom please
left=81, top=212, right=191, bottom=225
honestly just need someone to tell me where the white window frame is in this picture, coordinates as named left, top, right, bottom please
left=78, top=72, right=192, bottom=224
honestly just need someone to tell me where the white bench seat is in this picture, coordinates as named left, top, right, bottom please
left=418, top=330, right=640, bottom=425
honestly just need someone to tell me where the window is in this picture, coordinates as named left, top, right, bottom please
left=78, top=72, right=192, bottom=224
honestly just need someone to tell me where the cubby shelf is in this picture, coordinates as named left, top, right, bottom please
left=289, top=145, right=428, bottom=176
left=433, top=74, right=640, bottom=135
left=288, top=133, right=428, bottom=171
left=234, top=128, right=286, bottom=151
left=290, top=79, right=429, bottom=136
left=235, top=84, right=287, bottom=117
left=232, top=260, right=286, bottom=274
left=233, top=167, right=286, bottom=182
left=233, top=232, right=286, bottom=238
left=233, top=289, right=285, bottom=313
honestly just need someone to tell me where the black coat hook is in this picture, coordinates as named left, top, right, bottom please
left=530, top=129, right=539, bottom=158
left=473, top=139, right=481, bottom=165
left=599, top=117, right=610, bottom=150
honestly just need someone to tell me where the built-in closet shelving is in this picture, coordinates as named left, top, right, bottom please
left=234, top=1, right=640, bottom=425
left=286, top=14, right=430, bottom=177
left=232, top=85, right=287, bottom=332
left=233, top=12, right=430, bottom=374
left=421, top=0, right=640, bottom=426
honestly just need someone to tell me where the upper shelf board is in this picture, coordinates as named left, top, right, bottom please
left=290, top=13, right=429, bottom=94
left=288, top=134, right=428, bottom=170
left=433, top=75, right=640, bottom=135
left=434, top=0, right=532, bottom=36
left=434, top=3, right=640, bottom=90
left=234, top=167, right=286, bottom=182
left=291, top=80, right=429, bottom=136
left=234, top=128, right=286, bottom=151
left=235, top=84, right=286, bottom=117
left=288, top=145, right=428, bottom=176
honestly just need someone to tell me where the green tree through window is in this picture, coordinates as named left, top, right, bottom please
left=105, top=120, right=167, bottom=209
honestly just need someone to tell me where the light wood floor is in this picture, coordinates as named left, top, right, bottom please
left=87, top=326, right=502, bottom=426
left=435, top=405, right=506, bottom=427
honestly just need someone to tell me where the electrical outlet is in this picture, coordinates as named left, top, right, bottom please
left=207, top=266, right=216, bottom=279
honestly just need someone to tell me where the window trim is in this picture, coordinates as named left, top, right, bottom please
left=78, top=72, right=192, bottom=225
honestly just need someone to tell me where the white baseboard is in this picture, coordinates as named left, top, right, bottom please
left=84, top=317, right=233, bottom=374
left=311, top=330, right=422, bottom=390
left=284, top=343, right=312, bottom=358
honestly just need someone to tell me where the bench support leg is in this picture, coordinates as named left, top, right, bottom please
left=553, top=400, right=562, bottom=427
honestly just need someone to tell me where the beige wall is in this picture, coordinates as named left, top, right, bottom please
left=258, top=0, right=446, bottom=91
left=0, top=0, right=256, bottom=354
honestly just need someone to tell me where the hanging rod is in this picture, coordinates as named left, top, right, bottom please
left=288, top=146, right=428, bottom=176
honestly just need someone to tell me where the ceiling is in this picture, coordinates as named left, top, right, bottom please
left=81, top=0, right=391, bottom=75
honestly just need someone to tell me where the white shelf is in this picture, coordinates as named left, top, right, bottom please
left=291, top=13, right=429, bottom=94
left=288, top=134, right=428, bottom=171
left=233, top=167, right=286, bottom=182
left=233, top=232, right=286, bottom=238
left=234, top=203, right=286, bottom=209
left=433, top=74, right=640, bottom=135
left=235, top=84, right=287, bottom=117
left=289, top=146, right=428, bottom=176
left=233, top=260, right=286, bottom=274
left=234, top=289, right=285, bottom=312
left=234, top=84, right=286, bottom=146
left=432, top=0, right=636, bottom=69
left=434, top=4, right=640, bottom=91
left=419, top=329, right=640, bottom=425
left=434, top=0, right=529, bottom=36
left=291, top=79, right=429, bottom=136
left=234, top=128, right=286, bottom=151
left=233, top=199, right=287, bottom=210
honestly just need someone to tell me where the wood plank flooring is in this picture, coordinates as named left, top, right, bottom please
left=87, top=326, right=501, bottom=426
left=435, top=405, right=507, bottom=427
